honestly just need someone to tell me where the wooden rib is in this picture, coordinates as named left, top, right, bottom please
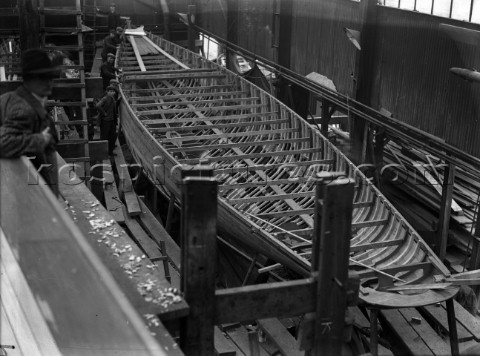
left=123, top=84, right=233, bottom=93
left=123, top=68, right=219, bottom=76
left=151, top=119, right=288, bottom=133
left=131, top=97, right=260, bottom=108
left=354, top=262, right=432, bottom=280
left=159, top=128, right=293, bottom=143
left=213, top=159, right=333, bottom=175
left=137, top=103, right=266, bottom=115
left=129, top=90, right=248, bottom=101
left=124, top=71, right=226, bottom=82
left=351, top=218, right=389, bottom=230
left=219, top=177, right=316, bottom=191
left=170, top=136, right=300, bottom=153
left=180, top=147, right=320, bottom=164
left=227, top=191, right=314, bottom=204
left=350, top=238, right=405, bottom=253
left=143, top=112, right=278, bottom=125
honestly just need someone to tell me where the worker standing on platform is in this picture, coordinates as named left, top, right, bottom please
left=101, top=29, right=118, bottom=63
left=0, top=48, right=60, bottom=196
left=100, top=53, right=118, bottom=91
left=96, top=86, right=118, bottom=157
left=97, top=2, right=122, bottom=31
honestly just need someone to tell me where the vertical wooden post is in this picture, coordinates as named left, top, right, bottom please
left=369, top=308, right=379, bottom=356
left=352, top=0, right=378, bottom=165
left=468, top=210, right=480, bottom=298
left=436, top=163, right=455, bottom=261
left=446, top=298, right=460, bottom=356
left=187, top=5, right=196, bottom=52
left=18, top=0, right=40, bottom=50
left=226, top=0, right=238, bottom=71
left=310, top=176, right=354, bottom=355
left=179, top=170, right=217, bottom=355
left=320, top=99, right=331, bottom=136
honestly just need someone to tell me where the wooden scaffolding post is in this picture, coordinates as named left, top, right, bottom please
left=308, top=175, right=355, bottom=355
left=187, top=5, right=196, bottom=53
left=180, top=168, right=217, bottom=355
left=436, top=162, right=455, bottom=261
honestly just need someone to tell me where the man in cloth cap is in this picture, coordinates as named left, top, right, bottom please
left=96, top=85, right=118, bottom=156
left=100, top=52, right=119, bottom=91
left=0, top=48, right=60, bottom=196
left=108, top=3, right=121, bottom=31
left=101, top=29, right=118, bottom=63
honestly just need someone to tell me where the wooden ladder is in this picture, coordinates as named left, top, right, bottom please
left=38, top=0, right=90, bottom=179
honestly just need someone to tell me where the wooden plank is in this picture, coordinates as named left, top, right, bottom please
left=129, top=36, right=146, bottom=72
left=381, top=309, right=434, bottom=356
left=215, top=279, right=314, bottom=324
left=398, top=308, right=451, bottom=356
left=219, top=177, right=316, bottom=191
left=225, top=326, right=269, bottom=356
left=1, top=231, right=63, bottom=355
left=137, top=198, right=181, bottom=271
left=442, top=299, right=480, bottom=341
left=0, top=156, right=175, bottom=354
left=58, top=160, right=188, bottom=324
left=214, top=327, right=237, bottom=356
left=349, top=306, right=370, bottom=329
left=123, top=207, right=164, bottom=261
left=113, top=141, right=141, bottom=216
left=421, top=304, right=473, bottom=342
left=257, top=318, right=304, bottom=356
left=103, top=162, right=126, bottom=224
left=123, top=68, right=219, bottom=76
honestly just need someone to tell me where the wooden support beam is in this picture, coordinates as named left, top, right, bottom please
left=309, top=178, right=354, bottom=355
left=131, top=97, right=260, bottom=108
left=214, top=279, right=315, bottom=324
left=123, top=84, right=233, bottom=94
left=446, top=299, right=460, bottom=356
left=320, top=100, right=332, bottom=136
left=18, top=0, right=40, bottom=50
left=129, top=90, right=247, bottom=101
left=436, top=163, right=455, bottom=260
left=180, top=174, right=218, bottom=355
left=143, top=112, right=278, bottom=126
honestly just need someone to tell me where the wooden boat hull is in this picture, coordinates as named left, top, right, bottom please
left=118, top=34, right=457, bottom=307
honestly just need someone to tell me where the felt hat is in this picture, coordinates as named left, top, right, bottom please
left=116, top=27, right=123, bottom=32
left=110, top=2, right=116, bottom=7
left=106, top=85, right=118, bottom=92
left=107, top=53, right=116, bottom=59
left=21, top=48, right=60, bottom=77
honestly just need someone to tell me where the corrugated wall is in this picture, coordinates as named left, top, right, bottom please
left=196, top=0, right=480, bottom=158
left=374, top=7, right=480, bottom=157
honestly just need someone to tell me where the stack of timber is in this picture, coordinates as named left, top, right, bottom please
left=116, top=32, right=459, bottom=309
left=383, top=140, right=480, bottom=255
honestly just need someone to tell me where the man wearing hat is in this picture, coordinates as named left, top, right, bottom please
left=101, top=29, right=118, bottom=63
left=100, top=52, right=119, bottom=91
left=96, top=85, right=118, bottom=156
left=108, top=3, right=121, bottom=31
left=0, top=48, right=60, bottom=196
